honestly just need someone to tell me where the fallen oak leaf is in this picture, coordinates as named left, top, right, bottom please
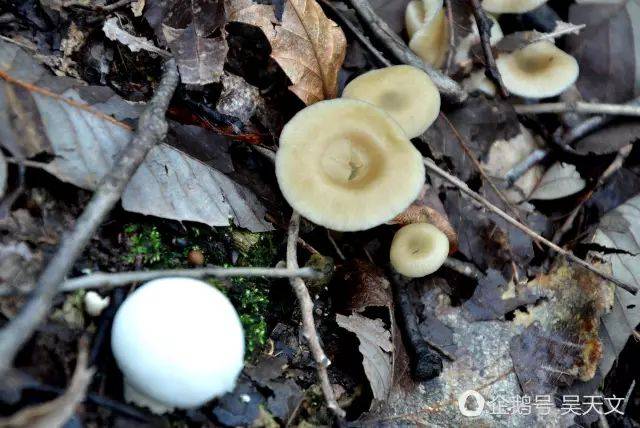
left=270, top=0, right=347, bottom=104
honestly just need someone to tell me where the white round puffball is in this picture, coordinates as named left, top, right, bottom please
left=111, top=277, right=245, bottom=411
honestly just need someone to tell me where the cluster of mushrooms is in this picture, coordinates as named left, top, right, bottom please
left=406, top=0, right=579, bottom=98
left=102, top=0, right=582, bottom=415
left=276, top=64, right=451, bottom=278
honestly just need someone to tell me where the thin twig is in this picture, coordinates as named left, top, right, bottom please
left=318, top=0, right=391, bottom=67
left=52, top=267, right=320, bottom=293
left=440, top=113, right=519, bottom=218
left=468, top=0, right=508, bottom=97
left=515, top=101, right=640, bottom=116
left=0, top=59, right=179, bottom=377
left=505, top=149, right=548, bottom=186
left=423, top=157, right=639, bottom=294
left=552, top=144, right=634, bottom=244
left=287, top=212, right=345, bottom=419
left=344, top=0, right=467, bottom=103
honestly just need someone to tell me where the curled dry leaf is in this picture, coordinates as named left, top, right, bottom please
left=0, top=343, right=94, bottom=428
left=270, top=0, right=347, bottom=104
left=389, top=204, right=458, bottom=251
left=529, top=162, right=586, bottom=201
left=225, top=0, right=277, bottom=39
left=102, top=17, right=170, bottom=57
left=336, top=314, right=393, bottom=401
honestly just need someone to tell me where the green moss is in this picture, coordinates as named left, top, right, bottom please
left=123, top=224, right=177, bottom=267
left=122, top=223, right=279, bottom=358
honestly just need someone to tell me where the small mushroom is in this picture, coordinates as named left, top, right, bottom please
left=276, top=99, right=425, bottom=232
left=111, top=278, right=245, bottom=413
left=390, top=223, right=449, bottom=277
left=342, top=65, right=441, bottom=138
left=405, top=0, right=449, bottom=68
left=481, top=0, right=548, bottom=14
left=496, top=41, right=579, bottom=98
left=84, top=291, right=110, bottom=317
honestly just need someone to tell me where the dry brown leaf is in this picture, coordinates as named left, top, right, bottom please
left=0, top=343, right=94, bottom=428
left=270, top=0, right=347, bottom=104
left=226, top=0, right=277, bottom=39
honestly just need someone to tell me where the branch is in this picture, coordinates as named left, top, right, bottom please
left=504, top=148, right=548, bottom=186
left=344, top=0, right=467, bottom=103
left=0, top=59, right=179, bottom=376
left=319, top=0, right=391, bottom=67
left=52, top=267, right=319, bottom=293
left=287, top=212, right=345, bottom=419
left=515, top=101, right=640, bottom=116
left=423, top=157, right=639, bottom=295
left=468, top=0, right=508, bottom=97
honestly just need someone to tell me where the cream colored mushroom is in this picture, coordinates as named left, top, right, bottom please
left=342, top=65, right=441, bottom=138
left=496, top=41, right=579, bottom=98
left=405, top=0, right=449, bottom=68
left=482, top=0, right=548, bottom=14
left=390, top=223, right=449, bottom=277
left=455, top=15, right=503, bottom=68
left=276, top=99, right=425, bottom=232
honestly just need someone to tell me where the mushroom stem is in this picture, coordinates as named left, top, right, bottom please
left=287, top=212, right=346, bottom=419
left=344, top=0, right=467, bottom=102
left=423, top=157, right=639, bottom=295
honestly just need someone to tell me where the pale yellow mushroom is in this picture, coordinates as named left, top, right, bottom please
left=342, top=65, right=441, bottom=138
left=276, top=99, right=425, bottom=232
left=482, top=0, right=548, bottom=14
left=405, top=0, right=449, bottom=68
left=390, top=223, right=450, bottom=277
left=496, top=41, right=579, bottom=99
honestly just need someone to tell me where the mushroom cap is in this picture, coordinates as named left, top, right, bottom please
left=342, top=65, right=441, bottom=138
left=390, top=223, right=449, bottom=277
left=405, top=0, right=449, bottom=68
left=496, top=41, right=579, bottom=99
left=481, top=0, right=548, bottom=14
left=111, top=278, right=245, bottom=410
left=405, top=0, right=443, bottom=38
left=276, top=99, right=425, bottom=232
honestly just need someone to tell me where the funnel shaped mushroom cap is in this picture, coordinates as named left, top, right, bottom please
left=405, top=0, right=449, bottom=68
left=496, top=41, right=579, bottom=99
left=342, top=65, right=441, bottom=138
left=276, top=99, right=425, bottom=232
left=390, top=223, right=449, bottom=277
left=482, top=0, right=548, bottom=14
left=111, top=278, right=245, bottom=411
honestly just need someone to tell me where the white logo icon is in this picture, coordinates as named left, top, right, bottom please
left=458, top=390, right=485, bottom=417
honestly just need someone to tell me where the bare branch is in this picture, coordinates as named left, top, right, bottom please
left=287, top=212, right=346, bottom=419
left=515, top=101, right=640, bottom=117
left=423, top=157, right=639, bottom=294
left=0, top=59, right=179, bottom=376
left=57, top=267, right=320, bottom=293
left=468, top=0, right=508, bottom=97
